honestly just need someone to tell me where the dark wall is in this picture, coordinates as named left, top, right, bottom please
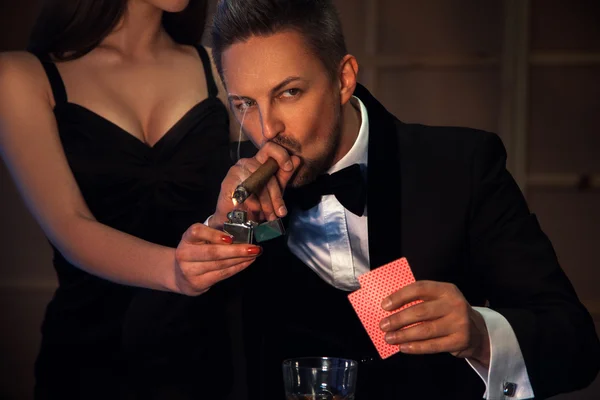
left=1, top=1, right=598, bottom=398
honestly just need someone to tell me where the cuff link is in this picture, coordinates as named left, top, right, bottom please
left=503, top=382, right=517, bottom=397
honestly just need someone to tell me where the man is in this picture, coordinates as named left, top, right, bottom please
left=206, top=0, right=600, bottom=398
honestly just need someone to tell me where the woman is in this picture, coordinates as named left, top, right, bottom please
left=0, top=0, right=286, bottom=398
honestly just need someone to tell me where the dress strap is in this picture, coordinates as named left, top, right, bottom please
left=30, top=53, right=68, bottom=105
left=195, top=45, right=219, bottom=98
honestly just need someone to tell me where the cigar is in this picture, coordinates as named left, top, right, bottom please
left=232, top=157, right=279, bottom=205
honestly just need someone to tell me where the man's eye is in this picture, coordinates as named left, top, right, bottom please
left=281, top=88, right=301, bottom=98
left=235, top=100, right=255, bottom=112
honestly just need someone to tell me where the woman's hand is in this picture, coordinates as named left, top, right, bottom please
left=173, top=223, right=262, bottom=295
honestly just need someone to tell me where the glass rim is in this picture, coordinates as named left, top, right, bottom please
left=282, top=356, right=358, bottom=370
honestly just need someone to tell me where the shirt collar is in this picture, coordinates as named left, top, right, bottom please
left=327, top=96, right=369, bottom=174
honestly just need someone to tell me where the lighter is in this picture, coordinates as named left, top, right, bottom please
left=223, top=209, right=285, bottom=244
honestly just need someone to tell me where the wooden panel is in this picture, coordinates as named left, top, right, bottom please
left=0, top=286, right=55, bottom=398
left=531, top=0, right=600, bottom=51
left=0, top=165, right=56, bottom=284
left=378, top=0, right=503, bottom=56
left=203, top=0, right=219, bottom=45
left=528, top=190, right=600, bottom=304
left=333, top=0, right=367, bottom=58
left=205, top=0, right=367, bottom=60
left=0, top=0, right=41, bottom=50
left=377, top=67, right=501, bottom=135
left=0, top=0, right=56, bottom=284
left=529, top=66, right=600, bottom=174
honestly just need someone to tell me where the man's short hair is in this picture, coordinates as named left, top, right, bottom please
left=211, top=0, right=348, bottom=82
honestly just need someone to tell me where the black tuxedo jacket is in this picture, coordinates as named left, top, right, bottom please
left=238, top=84, right=599, bottom=399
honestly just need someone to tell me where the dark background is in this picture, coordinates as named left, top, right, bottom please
left=1, top=0, right=599, bottom=398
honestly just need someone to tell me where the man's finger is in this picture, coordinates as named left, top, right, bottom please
left=395, top=334, right=467, bottom=355
left=255, top=141, right=295, bottom=172
left=276, top=154, right=302, bottom=190
left=265, top=176, right=286, bottom=219
left=235, top=157, right=260, bottom=175
left=380, top=299, right=447, bottom=332
left=382, top=280, right=444, bottom=311
left=256, top=179, right=277, bottom=221
left=384, top=317, right=453, bottom=346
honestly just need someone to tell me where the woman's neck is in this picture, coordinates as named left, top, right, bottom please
left=99, top=0, right=171, bottom=60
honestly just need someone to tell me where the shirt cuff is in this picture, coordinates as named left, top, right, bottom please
left=466, top=307, right=535, bottom=400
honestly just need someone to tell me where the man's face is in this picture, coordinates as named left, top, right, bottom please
left=222, top=30, right=343, bottom=187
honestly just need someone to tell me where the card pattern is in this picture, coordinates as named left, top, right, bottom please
left=348, top=257, right=422, bottom=359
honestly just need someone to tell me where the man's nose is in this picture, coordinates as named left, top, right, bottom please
left=259, top=106, right=284, bottom=141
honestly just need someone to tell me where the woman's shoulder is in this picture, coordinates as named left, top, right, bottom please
left=0, top=51, right=46, bottom=79
left=0, top=51, right=52, bottom=103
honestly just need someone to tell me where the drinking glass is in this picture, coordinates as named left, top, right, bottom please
left=282, top=357, right=358, bottom=400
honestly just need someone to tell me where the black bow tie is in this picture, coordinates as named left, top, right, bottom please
left=286, top=163, right=366, bottom=216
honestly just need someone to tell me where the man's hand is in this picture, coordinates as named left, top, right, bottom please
left=173, top=223, right=263, bottom=296
left=379, top=280, right=491, bottom=367
left=210, top=141, right=301, bottom=229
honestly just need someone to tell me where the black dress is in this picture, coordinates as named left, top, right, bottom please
left=32, top=46, right=235, bottom=399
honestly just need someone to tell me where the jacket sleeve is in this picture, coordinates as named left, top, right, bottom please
left=468, top=132, right=600, bottom=399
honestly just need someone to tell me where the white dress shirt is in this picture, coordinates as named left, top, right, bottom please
left=286, top=96, right=535, bottom=399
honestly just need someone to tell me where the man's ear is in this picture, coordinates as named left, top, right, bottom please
left=338, top=54, right=359, bottom=105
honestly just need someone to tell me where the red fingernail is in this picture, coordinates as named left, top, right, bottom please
left=221, top=235, right=233, bottom=244
left=247, top=246, right=262, bottom=255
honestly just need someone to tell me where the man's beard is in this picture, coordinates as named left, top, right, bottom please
left=283, top=107, right=342, bottom=188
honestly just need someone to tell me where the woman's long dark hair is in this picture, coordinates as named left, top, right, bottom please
left=28, top=0, right=208, bottom=61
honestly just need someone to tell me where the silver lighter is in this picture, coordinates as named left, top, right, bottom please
left=223, top=209, right=285, bottom=244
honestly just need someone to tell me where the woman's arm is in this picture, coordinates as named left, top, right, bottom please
left=0, top=52, right=259, bottom=295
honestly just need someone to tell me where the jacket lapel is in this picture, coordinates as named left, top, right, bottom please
left=354, top=84, right=406, bottom=271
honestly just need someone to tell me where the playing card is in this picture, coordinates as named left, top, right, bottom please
left=348, top=257, right=422, bottom=359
